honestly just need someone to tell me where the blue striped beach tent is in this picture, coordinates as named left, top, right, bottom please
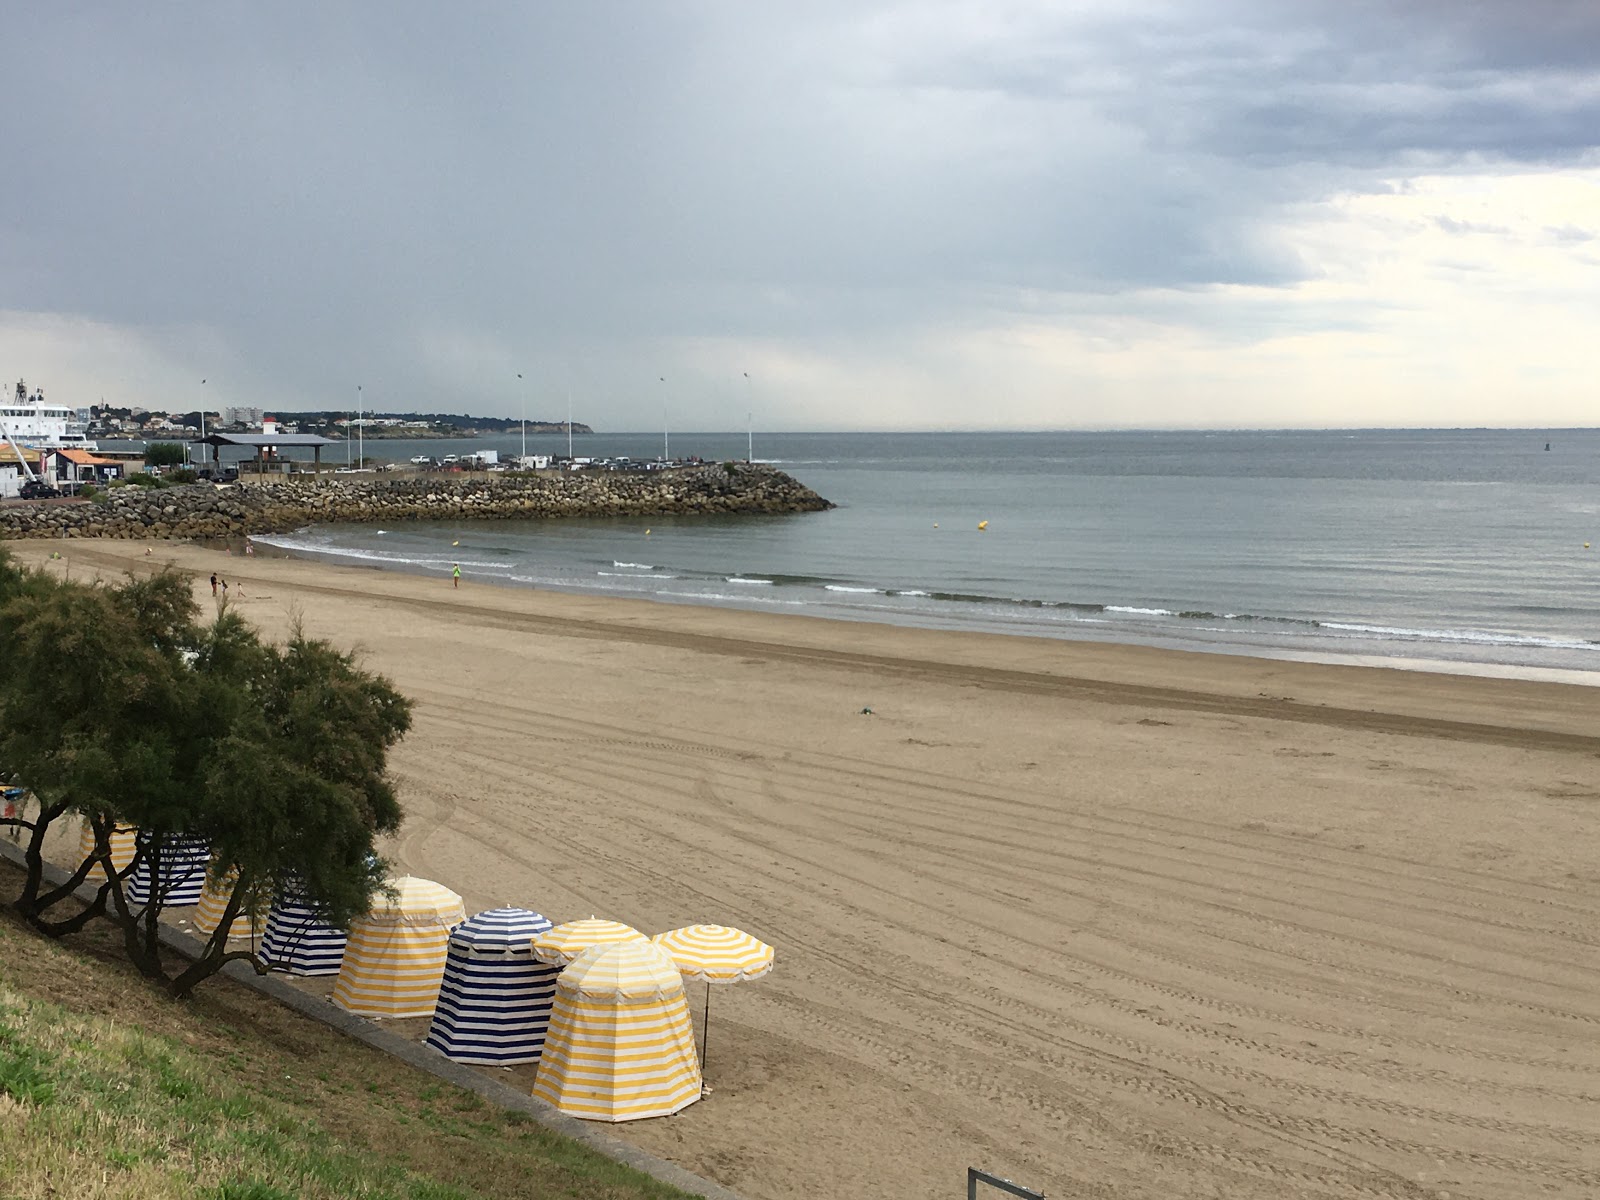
left=425, top=907, right=558, bottom=1064
left=260, top=883, right=349, bottom=976
left=126, top=832, right=210, bottom=907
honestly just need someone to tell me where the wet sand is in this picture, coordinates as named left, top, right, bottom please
left=15, top=540, right=1600, bottom=1200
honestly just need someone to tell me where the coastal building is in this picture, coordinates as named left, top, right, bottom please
left=223, top=406, right=264, bottom=427
left=0, top=445, right=46, bottom=496
left=191, top=430, right=337, bottom=476
left=43, top=448, right=127, bottom=488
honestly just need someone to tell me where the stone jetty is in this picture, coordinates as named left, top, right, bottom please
left=0, top=464, right=832, bottom=541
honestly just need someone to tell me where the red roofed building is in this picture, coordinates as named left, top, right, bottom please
left=43, top=447, right=126, bottom=487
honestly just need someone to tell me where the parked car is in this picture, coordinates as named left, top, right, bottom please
left=18, top=479, right=62, bottom=499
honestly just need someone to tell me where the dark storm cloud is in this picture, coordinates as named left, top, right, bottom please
left=2, top=2, right=1597, bottom=421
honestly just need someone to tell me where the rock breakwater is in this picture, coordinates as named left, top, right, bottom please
left=0, top=464, right=831, bottom=541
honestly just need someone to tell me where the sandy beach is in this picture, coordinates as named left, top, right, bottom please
left=14, top=540, right=1600, bottom=1200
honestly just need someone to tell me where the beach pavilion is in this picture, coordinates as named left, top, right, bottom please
left=125, top=832, right=210, bottom=908
left=259, top=884, right=350, bottom=976
left=425, top=906, right=559, bottom=1065
left=76, top=817, right=136, bottom=881
left=532, top=940, right=703, bottom=1122
left=188, top=431, right=336, bottom=478
left=331, top=876, right=466, bottom=1019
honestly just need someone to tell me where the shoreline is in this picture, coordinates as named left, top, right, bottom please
left=257, top=530, right=1600, bottom=690
left=11, top=539, right=1600, bottom=1200
left=16, top=538, right=1600, bottom=739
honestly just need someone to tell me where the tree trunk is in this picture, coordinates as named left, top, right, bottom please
left=12, top=799, right=69, bottom=917
left=168, top=869, right=259, bottom=998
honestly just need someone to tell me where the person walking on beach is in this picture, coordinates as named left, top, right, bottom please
left=220, top=578, right=229, bottom=600
left=452, top=564, right=461, bottom=589
left=210, top=573, right=218, bottom=597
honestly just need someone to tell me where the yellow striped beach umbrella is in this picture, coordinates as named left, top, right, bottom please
left=77, top=818, right=136, bottom=880
left=531, top=940, right=702, bottom=1122
left=530, top=918, right=645, bottom=967
left=652, top=924, right=774, bottom=983
left=191, top=867, right=263, bottom=942
left=652, top=925, right=774, bottom=1072
left=331, top=877, right=466, bottom=1019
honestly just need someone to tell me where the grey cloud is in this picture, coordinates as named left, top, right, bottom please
left=2, top=2, right=1596, bottom=423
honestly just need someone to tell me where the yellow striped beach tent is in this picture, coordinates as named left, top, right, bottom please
left=77, top=818, right=136, bottom=880
left=191, top=867, right=263, bottom=942
left=126, top=832, right=210, bottom=907
left=531, top=940, right=702, bottom=1123
left=530, top=918, right=645, bottom=967
left=331, top=877, right=466, bottom=1019
left=425, top=907, right=558, bottom=1065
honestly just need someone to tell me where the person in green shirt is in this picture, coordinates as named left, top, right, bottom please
left=452, top=564, right=461, bottom=589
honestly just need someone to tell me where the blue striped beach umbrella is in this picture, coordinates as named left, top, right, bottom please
left=425, top=907, right=558, bottom=1065
left=260, top=883, right=349, bottom=976
left=126, top=832, right=210, bottom=907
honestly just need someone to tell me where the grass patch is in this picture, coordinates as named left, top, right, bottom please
left=0, top=861, right=698, bottom=1200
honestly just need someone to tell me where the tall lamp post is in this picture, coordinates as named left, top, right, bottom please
left=743, top=371, right=753, bottom=463
left=356, top=385, right=363, bottom=469
left=517, top=373, right=526, bottom=462
left=659, top=377, right=668, bottom=462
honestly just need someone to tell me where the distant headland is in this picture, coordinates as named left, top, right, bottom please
left=82, top=405, right=592, bottom=441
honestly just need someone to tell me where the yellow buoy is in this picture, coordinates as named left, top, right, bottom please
left=645, top=529, right=651, bottom=536
left=933, top=523, right=939, bottom=529
left=452, top=540, right=459, bottom=546
left=977, top=520, right=989, bottom=531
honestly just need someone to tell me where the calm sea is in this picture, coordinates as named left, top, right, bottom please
left=248, top=429, right=1600, bottom=683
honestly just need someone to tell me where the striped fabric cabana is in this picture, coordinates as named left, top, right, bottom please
left=331, top=877, right=466, bottom=1018
left=126, top=832, right=209, bottom=907
left=425, top=907, right=558, bottom=1064
left=191, top=866, right=262, bottom=942
left=532, top=940, right=702, bottom=1122
left=77, top=819, right=137, bottom=880
left=260, top=885, right=350, bottom=976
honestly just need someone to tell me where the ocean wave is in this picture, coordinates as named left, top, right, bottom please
left=661, top=590, right=806, bottom=606
left=597, top=570, right=678, bottom=579
left=250, top=536, right=509, bottom=571
left=612, top=561, right=654, bottom=569
left=825, top=585, right=882, bottom=594
left=1319, top=621, right=1600, bottom=650
left=725, top=577, right=774, bottom=585
left=1105, top=605, right=1174, bottom=616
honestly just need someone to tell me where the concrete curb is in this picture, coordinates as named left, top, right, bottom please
left=0, top=838, right=746, bottom=1200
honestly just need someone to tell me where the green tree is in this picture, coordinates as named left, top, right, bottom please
left=0, top=549, right=412, bottom=996
left=144, top=441, right=188, bottom=468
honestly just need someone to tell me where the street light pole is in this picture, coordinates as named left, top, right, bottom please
left=743, top=371, right=752, bottom=463
left=517, top=373, right=526, bottom=461
left=659, top=377, right=668, bottom=462
left=356, top=385, right=363, bottom=468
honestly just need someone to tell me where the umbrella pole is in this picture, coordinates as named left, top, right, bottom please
left=702, top=982, right=712, bottom=1071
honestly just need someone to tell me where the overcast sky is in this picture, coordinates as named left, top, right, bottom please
left=4, top=2, right=1598, bottom=430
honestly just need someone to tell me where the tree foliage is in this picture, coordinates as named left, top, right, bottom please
left=144, top=441, right=188, bottom=467
left=0, top=547, right=412, bottom=996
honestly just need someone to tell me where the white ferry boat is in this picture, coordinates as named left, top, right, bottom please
left=0, top=379, right=98, bottom=451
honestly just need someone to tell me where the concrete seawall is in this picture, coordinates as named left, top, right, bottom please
left=0, top=464, right=832, bottom=541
